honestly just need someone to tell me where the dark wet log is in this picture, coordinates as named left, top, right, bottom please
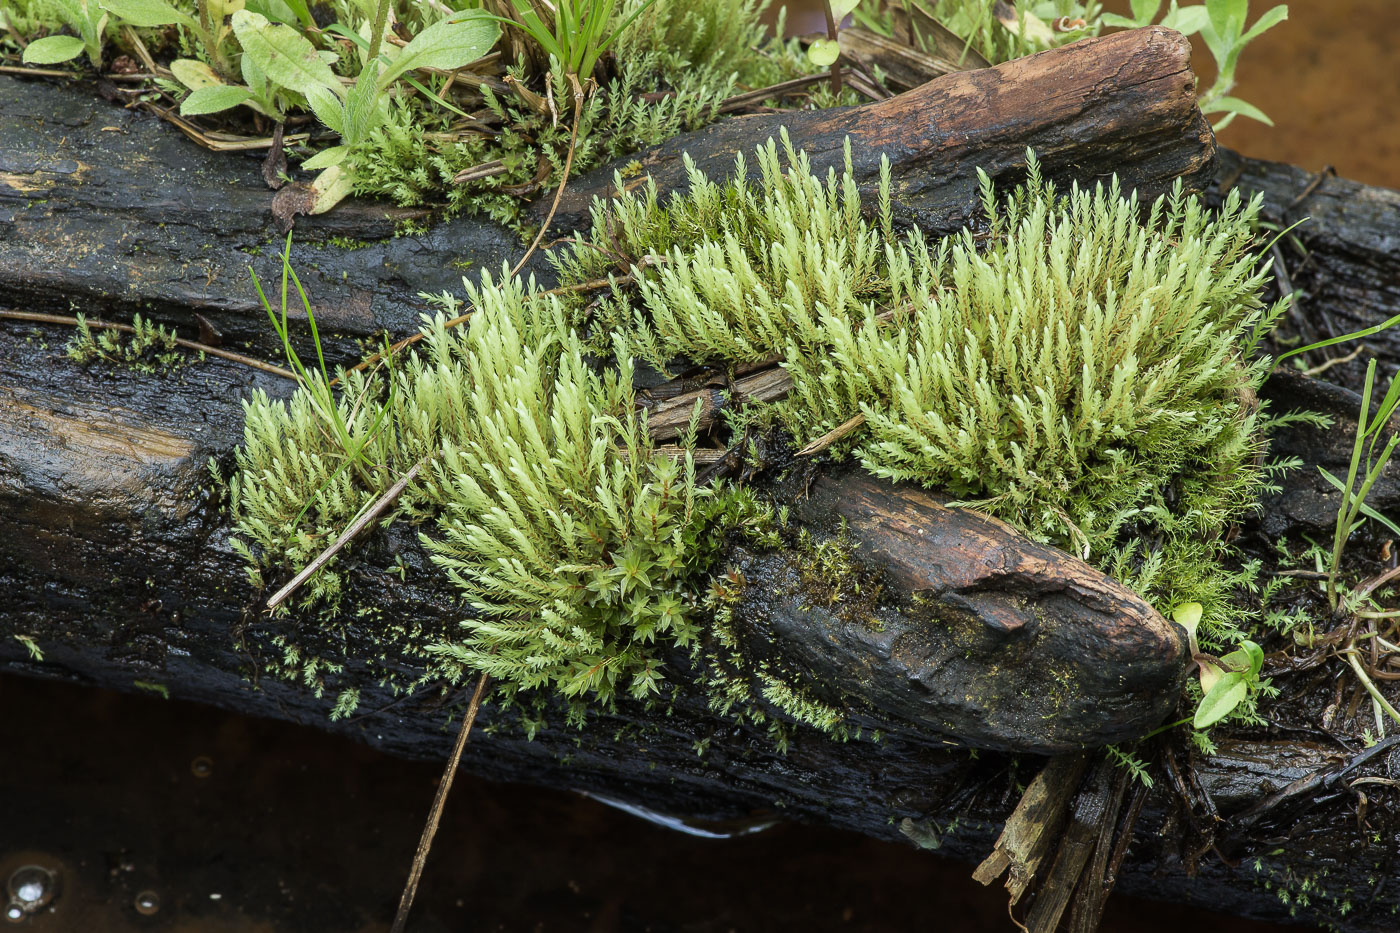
left=3, top=319, right=1400, bottom=930
left=548, top=26, right=1213, bottom=236
left=1210, top=149, right=1400, bottom=378
left=0, top=25, right=1212, bottom=364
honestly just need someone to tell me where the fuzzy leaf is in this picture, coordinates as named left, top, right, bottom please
left=232, top=9, right=341, bottom=97
left=300, top=144, right=348, bottom=170
left=98, top=0, right=193, bottom=28
left=303, top=84, right=345, bottom=135
left=170, top=58, right=224, bottom=91
left=22, top=35, right=86, bottom=64
left=181, top=84, right=254, bottom=115
left=375, top=14, right=499, bottom=89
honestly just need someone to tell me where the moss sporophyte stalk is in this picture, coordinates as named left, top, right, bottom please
left=229, top=138, right=1293, bottom=731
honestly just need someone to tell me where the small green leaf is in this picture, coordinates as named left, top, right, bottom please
left=1131, top=0, right=1161, bottom=23
left=303, top=84, right=345, bottom=136
left=807, top=37, right=841, bottom=68
left=1205, top=95, right=1274, bottom=125
left=170, top=58, right=224, bottom=91
left=232, top=9, right=342, bottom=97
left=1242, top=5, right=1288, bottom=44
left=1100, top=13, right=1141, bottom=28
left=1207, top=0, right=1247, bottom=38
left=180, top=84, right=253, bottom=115
left=22, top=35, right=86, bottom=64
left=1162, top=5, right=1211, bottom=34
left=830, top=0, right=861, bottom=20
left=376, top=14, right=499, bottom=89
left=1194, top=671, right=1248, bottom=729
left=98, top=0, right=193, bottom=28
left=1172, top=600, right=1204, bottom=658
left=300, top=144, right=348, bottom=170
left=1198, top=658, right=1225, bottom=694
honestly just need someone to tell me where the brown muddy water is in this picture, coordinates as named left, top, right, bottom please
left=5, top=3, right=1395, bottom=931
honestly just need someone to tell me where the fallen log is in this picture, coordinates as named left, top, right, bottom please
left=3, top=22, right=1400, bottom=932
left=0, top=26, right=1211, bottom=362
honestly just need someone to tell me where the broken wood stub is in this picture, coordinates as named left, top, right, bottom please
left=725, top=471, right=1190, bottom=754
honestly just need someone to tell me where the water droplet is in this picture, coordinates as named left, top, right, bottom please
left=5, top=865, right=56, bottom=913
left=191, top=755, right=214, bottom=778
left=134, top=890, right=160, bottom=916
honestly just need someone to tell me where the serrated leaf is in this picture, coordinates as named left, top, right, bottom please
left=22, top=35, right=86, bottom=64
left=232, top=9, right=341, bottom=97
left=1194, top=671, right=1248, bottom=729
left=181, top=84, right=253, bottom=115
left=376, top=14, right=499, bottom=89
left=342, top=63, right=386, bottom=145
left=303, top=84, right=345, bottom=135
left=170, top=58, right=223, bottom=91
left=807, top=37, right=840, bottom=68
left=98, top=0, right=193, bottom=28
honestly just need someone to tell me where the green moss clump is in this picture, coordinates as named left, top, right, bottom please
left=566, top=138, right=1288, bottom=643
left=66, top=313, right=190, bottom=374
left=231, top=133, right=1291, bottom=722
left=230, top=267, right=766, bottom=705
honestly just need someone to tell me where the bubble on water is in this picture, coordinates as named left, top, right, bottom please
left=134, top=890, right=160, bottom=916
left=5, top=904, right=24, bottom=923
left=191, top=755, right=214, bottom=778
left=5, top=865, right=56, bottom=915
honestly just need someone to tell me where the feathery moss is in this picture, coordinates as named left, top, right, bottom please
left=230, top=135, right=1289, bottom=720
left=566, top=137, right=1289, bottom=642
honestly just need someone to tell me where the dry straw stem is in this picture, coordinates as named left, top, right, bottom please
left=388, top=669, right=491, bottom=933
left=264, top=456, right=427, bottom=612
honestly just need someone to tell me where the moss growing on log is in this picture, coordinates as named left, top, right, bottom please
left=229, top=136, right=1289, bottom=721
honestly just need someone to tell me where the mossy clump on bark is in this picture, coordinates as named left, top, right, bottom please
left=229, top=136, right=1290, bottom=718
left=568, top=138, right=1291, bottom=644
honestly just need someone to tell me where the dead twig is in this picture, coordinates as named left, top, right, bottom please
left=264, top=457, right=426, bottom=612
left=0, top=309, right=297, bottom=380
left=797, top=412, right=867, bottom=456
left=508, top=73, right=587, bottom=280
left=389, top=669, right=491, bottom=933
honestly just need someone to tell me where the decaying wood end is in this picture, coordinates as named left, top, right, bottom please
left=727, top=472, right=1189, bottom=754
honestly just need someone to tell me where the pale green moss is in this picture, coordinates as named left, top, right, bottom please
left=230, top=134, right=1292, bottom=725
